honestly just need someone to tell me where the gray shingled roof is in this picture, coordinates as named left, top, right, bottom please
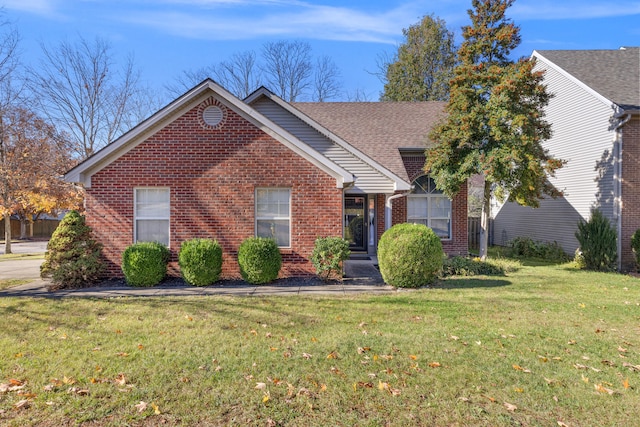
left=292, top=102, right=446, bottom=182
left=536, top=47, right=640, bottom=110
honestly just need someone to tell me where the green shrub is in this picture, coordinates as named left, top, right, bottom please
left=311, top=236, right=351, bottom=280
left=237, top=237, right=281, bottom=284
left=40, top=210, right=104, bottom=290
left=178, top=238, right=223, bottom=286
left=509, top=236, right=569, bottom=262
left=575, top=209, right=617, bottom=271
left=631, top=229, right=640, bottom=271
left=122, top=242, right=170, bottom=287
left=377, top=223, right=443, bottom=288
left=442, top=256, right=521, bottom=277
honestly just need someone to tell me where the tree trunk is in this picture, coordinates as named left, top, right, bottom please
left=4, top=213, right=11, bottom=254
left=19, top=217, right=27, bottom=239
left=479, top=180, right=491, bottom=261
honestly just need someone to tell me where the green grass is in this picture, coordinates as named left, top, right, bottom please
left=0, top=262, right=639, bottom=426
left=0, top=253, right=45, bottom=261
left=0, top=279, right=31, bottom=290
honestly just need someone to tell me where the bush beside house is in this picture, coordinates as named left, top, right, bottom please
left=40, top=210, right=104, bottom=290
left=122, top=242, right=170, bottom=287
left=178, top=238, right=223, bottom=286
left=378, top=223, right=443, bottom=288
left=238, top=237, right=282, bottom=284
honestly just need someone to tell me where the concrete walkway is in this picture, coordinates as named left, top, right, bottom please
left=0, top=243, right=393, bottom=298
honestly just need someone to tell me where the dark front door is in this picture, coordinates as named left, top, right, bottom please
left=344, top=195, right=367, bottom=251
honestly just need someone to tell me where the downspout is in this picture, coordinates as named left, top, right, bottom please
left=384, top=188, right=414, bottom=230
left=612, top=110, right=631, bottom=271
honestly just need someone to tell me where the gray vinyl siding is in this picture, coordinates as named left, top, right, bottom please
left=252, top=98, right=396, bottom=194
left=493, top=55, right=617, bottom=254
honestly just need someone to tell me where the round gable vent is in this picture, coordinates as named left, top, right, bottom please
left=203, top=105, right=223, bottom=127
left=197, top=98, right=227, bottom=130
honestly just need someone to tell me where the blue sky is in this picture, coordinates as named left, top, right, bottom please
left=3, top=0, right=639, bottom=102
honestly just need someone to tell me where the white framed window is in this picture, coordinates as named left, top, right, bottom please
left=134, top=188, right=170, bottom=246
left=255, top=188, right=291, bottom=247
left=407, top=175, right=451, bottom=239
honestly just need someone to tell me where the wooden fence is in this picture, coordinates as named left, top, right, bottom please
left=468, top=217, right=493, bottom=250
left=0, top=219, right=60, bottom=239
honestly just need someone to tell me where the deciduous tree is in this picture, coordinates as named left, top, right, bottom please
left=29, top=36, right=154, bottom=159
left=381, top=14, right=456, bottom=101
left=0, top=106, right=74, bottom=253
left=426, top=0, right=563, bottom=259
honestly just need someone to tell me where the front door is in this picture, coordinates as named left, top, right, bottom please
left=344, top=195, right=367, bottom=251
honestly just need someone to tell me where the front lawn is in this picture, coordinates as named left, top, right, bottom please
left=0, top=262, right=639, bottom=426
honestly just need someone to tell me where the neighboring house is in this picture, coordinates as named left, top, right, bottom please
left=493, top=47, right=640, bottom=270
left=64, top=80, right=468, bottom=278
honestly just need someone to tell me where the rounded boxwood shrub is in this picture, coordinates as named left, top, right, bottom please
left=178, top=238, right=223, bottom=286
left=237, top=237, right=281, bottom=284
left=378, top=223, right=443, bottom=288
left=311, top=236, right=351, bottom=280
left=122, top=242, right=170, bottom=287
left=40, top=210, right=104, bottom=290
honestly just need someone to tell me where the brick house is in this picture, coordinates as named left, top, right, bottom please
left=65, top=80, right=468, bottom=278
left=493, top=47, right=640, bottom=270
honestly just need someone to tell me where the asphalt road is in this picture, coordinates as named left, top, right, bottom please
left=0, top=241, right=47, bottom=281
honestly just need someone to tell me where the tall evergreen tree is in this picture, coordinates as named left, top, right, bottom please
left=381, top=14, right=456, bottom=101
left=426, top=0, right=563, bottom=259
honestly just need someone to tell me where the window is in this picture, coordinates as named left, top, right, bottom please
left=407, top=175, right=451, bottom=239
left=256, top=188, right=290, bottom=247
left=135, top=188, right=170, bottom=246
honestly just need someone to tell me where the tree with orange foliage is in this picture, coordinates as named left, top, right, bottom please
left=0, top=106, right=76, bottom=253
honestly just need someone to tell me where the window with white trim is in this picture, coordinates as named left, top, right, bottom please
left=407, top=175, right=451, bottom=239
left=255, top=188, right=290, bottom=247
left=134, top=188, right=170, bottom=246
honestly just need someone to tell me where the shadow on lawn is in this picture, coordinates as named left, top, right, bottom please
left=436, top=277, right=512, bottom=289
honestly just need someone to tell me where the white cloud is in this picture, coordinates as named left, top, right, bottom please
left=511, top=1, right=640, bottom=20
left=117, top=1, right=423, bottom=44
left=2, top=0, right=58, bottom=15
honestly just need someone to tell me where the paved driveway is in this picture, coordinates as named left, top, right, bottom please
left=0, top=240, right=48, bottom=255
left=0, top=241, right=47, bottom=281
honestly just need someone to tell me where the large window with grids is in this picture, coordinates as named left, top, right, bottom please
left=407, top=175, right=451, bottom=239
left=134, top=188, right=170, bottom=246
left=255, top=188, right=291, bottom=247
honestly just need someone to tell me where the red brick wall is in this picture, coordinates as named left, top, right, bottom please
left=85, top=96, right=343, bottom=278
left=621, top=115, right=640, bottom=271
left=388, top=154, right=468, bottom=256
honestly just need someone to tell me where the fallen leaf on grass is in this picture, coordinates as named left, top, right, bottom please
left=428, top=362, right=441, bottom=368
left=14, top=399, right=30, bottom=410
left=114, top=373, right=127, bottom=386
left=255, top=382, right=267, bottom=390
left=151, top=403, right=161, bottom=415
left=135, top=401, right=148, bottom=413
left=512, top=365, right=531, bottom=373
left=326, top=351, right=338, bottom=359
left=623, top=362, right=640, bottom=372
left=67, top=387, right=89, bottom=396
left=557, top=421, right=570, bottom=427
left=623, top=378, right=630, bottom=389
left=357, top=347, right=371, bottom=354
left=595, top=383, right=614, bottom=395
left=504, top=402, right=517, bottom=412
left=302, top=352, right=313, bottom=359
